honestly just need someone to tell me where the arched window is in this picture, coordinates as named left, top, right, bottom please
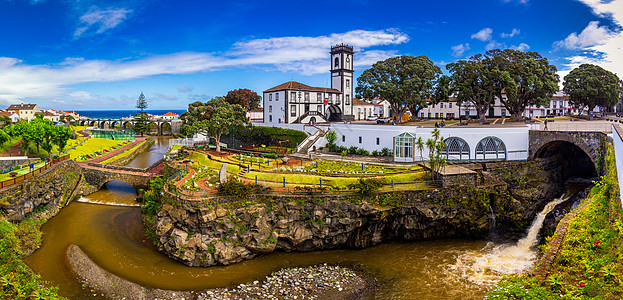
left=346, top=57, right=350, bottom=68
left=334, top=57, right=339, bottom=68
left=444, top=137, right=470, bottom=161
left=475, top=136, right=506, bottom=160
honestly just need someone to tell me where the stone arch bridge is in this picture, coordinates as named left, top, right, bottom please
left=80, top=161, right=164, bottom=192
left=78, top=118, right=182, bottom=135
left=528, top=130, right=610, bottom=176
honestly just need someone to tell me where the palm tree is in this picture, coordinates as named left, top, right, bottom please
left=415, top=137, right=425, bottom=163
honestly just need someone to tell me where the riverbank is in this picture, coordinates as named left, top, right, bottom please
left=487, top=145, right=623, bottom=299
left=67, top=241, right=374, bottom=300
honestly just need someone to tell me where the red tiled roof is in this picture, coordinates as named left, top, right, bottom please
left=264, top=81, right=342, bottom=94
left=162, top=112, right=178, bottom=116
left=7, top=103, right=38, bottom=110
left=352, top=98, right=374, bottom=106
left=0, top=111, right=14, bottom=117
left=42, top=111, right=56, bottom=116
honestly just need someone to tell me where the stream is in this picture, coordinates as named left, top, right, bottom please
left=23, top=138, right=584, bottom=299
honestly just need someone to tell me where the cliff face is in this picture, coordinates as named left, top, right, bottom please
left=152, top=187, right=499, bottom=267
left=0, top=161, right=83, bottom=222
left=149, top=160, right=563, bottom=267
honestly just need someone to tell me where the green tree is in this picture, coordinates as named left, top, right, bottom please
left=0, top=128, right=9, bottom=146
left=28, top=115, right=54, bottom=156
left=415, top=137, right=425, bottom=163
left=426, top=128, right=446, bottom=180
left=325, top=130, right=337, bottom=146
left=60, top=114, right=75, bottom=125
left=484, top=49, right=559, bottom=121
left=224, top=88, right=261, bottom=111
left=447, top=55, right=496, bottom=122
left=134, top=92, right=150, bottom=136
left=356, top=55, right=442, bottom=123
left=563, top=64, right=620, bottom=119
left=181, top=97, right=248, bottom=152
left=52, top=126, right=73, bottom=153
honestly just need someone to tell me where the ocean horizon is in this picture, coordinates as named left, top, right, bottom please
left=74, top=109, right=186, bottom=119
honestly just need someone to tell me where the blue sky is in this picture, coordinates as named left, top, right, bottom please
left=0, top=0, right=621, bottom=110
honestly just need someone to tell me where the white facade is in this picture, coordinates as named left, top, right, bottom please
left=263, top=86, right=343, bottom=124
left=372, top=100, right=391, bottom=118
left=262, top=44, right=355, bottom=124
left=256, top=123, right=530, bottom=162
left=353, top=99, right=375, bottom=120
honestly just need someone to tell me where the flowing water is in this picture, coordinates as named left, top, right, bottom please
left=23, top=144, right=581, bottom=299
left=447, top=193, right=572, bottom=286
left=124, top=136, right=171, bottom=169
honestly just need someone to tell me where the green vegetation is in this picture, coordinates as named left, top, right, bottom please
left=180, top=97, right=248, bottom=152
left=487, top=146, right=623, bottom=299
left=216, top=179, right=272, bottom=199
left=563, top=64, right=620, bottom=118
left=100, top=139, right=148, bottom=165
left=348, top=178, right=384, bottom=195
left=0, top=136, right=21, bottom=154
left=257, top=126, right=307, bottom=146
left=4, top=115, right=73, bottom=157
left=67, top=138, right=128, bottom=160
left=142, top=177, right=164, bottom=245
left=0, top=216, right=60, bottom=299
left=134, top=92, right=150, bottom=136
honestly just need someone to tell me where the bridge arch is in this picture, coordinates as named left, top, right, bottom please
left=160, top=121, right=172, bottom=135
left=530, top=131, right=605, bottom=177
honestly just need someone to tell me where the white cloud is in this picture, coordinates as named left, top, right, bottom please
left=0, top=29, right=409, bottom=106
left=471, top=28, right=493, bottom=41
left=500, top=28, right=520, bottom=38
left=177, top=86, right=194, bottom=93
left=553, top=21, right=613, bottom=49
left=557, top=0, right=623, bottom=81
left=155, top=93, right=178, bottom=101
left=451, top=43, right=470, bottom=57
left=503, top=0, right=529, bottom=4
left=485, top=40, right=505, bottom=50
left=74, top=7, right=132, bottom=38
left=511, top=43, right=530, bottom=51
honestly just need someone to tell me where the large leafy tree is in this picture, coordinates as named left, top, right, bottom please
left=29, top=114, right=53, bottom=156
left=52, top=126, right=73, bottom=153
left=484, top=49, right=559, bottom=121
left=181, top=97, right=248, bottom=152
left=447, top=55, right=497, bottom=122
left=563, top=64, right=620, bottom=119
left=133, top=92, right=150, bottom=136
left=224, top=88, right=261, bottom=111
left=356, top=55, right=442, bottom=123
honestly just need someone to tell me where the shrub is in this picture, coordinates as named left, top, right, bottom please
left=380, top=147, right=392, bottom=157
left=325, top=130, right=337, bottom=144
left=217, top=179, right=272, bottom=199
left=348, top=178, right=385, bottom=195
left=348, top=146, right=358, bottom=154
left=371, top=150, right=380, bottom=156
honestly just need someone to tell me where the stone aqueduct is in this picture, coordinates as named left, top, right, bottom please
left=79, top=118, right=182, bottom=135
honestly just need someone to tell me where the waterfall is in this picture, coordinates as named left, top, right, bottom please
left=77, top=197, right=141, bottom=207
left=487, top=204, right=496, bottom=232
left=447, top=195, right=568, bottom=286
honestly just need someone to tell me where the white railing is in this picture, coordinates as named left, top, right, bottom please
left=168, top=138, right=208, bottom=147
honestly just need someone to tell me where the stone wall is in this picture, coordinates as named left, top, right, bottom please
left=0, top=160, right=83, bottom=222
left=0, top=157, right=40, bottom=170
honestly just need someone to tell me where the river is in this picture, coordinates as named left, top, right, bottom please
left=23, top=137, right=575, bottom=299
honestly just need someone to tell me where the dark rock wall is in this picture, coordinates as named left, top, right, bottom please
left=0, top=160, right=83, bottom=222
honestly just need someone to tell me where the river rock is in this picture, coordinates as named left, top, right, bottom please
left=219, top=164, right=227, bottom=183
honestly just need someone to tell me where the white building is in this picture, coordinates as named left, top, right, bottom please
left=6, top=103, right=41, bottom=122
left=353, top=98, right=376, bottom=120
left=248, top=108, right=263, bottom=123
left=257, top=123, right=529, bottom=162
left=262, top=44, right=355, bottom=124
left=152, top=112, right=180, bottom=120
left=372, top=99, right=391, bottom=118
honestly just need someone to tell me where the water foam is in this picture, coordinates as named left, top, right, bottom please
left=77, top=197, right=141, bottom=207
left=447, top=195, right=568, bottom=286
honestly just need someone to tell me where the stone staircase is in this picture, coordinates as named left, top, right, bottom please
left=295, top=127, right=328, bottom=154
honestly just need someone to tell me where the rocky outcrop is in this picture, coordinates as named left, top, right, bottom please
left=150, top=160, right=563, bottom=267
left=152, top=187, right=502, bottom=267
left=0, top=160, right=83, bottom=222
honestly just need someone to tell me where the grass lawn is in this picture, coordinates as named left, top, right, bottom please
left=0, top=161, right=46, bottom=181
left=67, top=138, right=129, bottom=160
left=0, top=136, right=21, bottom=154
left=100, top=140, right=148, bottom=164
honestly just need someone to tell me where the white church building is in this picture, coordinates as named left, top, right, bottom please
left=263, top=44, right=355, bottom=124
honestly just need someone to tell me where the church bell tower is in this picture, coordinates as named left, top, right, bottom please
left=330, top=44, right=354, bottom=119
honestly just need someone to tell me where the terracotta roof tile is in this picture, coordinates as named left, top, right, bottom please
left=7, top=103, right=38, bottom=110
left=352, top=98, right=374, bottom=106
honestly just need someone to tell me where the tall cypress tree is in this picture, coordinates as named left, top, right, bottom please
left=133, top=92, right=149, bottom=136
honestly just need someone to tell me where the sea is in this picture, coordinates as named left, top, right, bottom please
left=74, top=110, right=186, bottom=119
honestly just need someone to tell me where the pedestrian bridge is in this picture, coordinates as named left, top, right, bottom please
left=79, top=160, right=165, bottom=191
